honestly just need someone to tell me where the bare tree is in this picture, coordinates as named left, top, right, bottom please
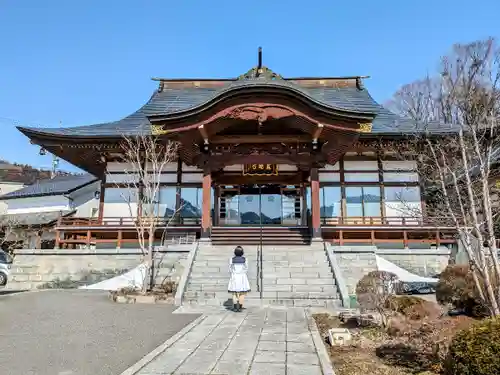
left=356, top=270, right=399, bottom=328
left=0, top=216, right=45, bottom=254
left=388, top=38, right=500, bottom=315
left=110, top=134, right=179, bottom=293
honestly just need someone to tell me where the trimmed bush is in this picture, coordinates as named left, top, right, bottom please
left=386, top=295, right=440, bottom=320
left=436, top=265, right=490, bottom=317
left=444, top=317, right=500, bottom=375
left=435, top=265, right=469, bottom=305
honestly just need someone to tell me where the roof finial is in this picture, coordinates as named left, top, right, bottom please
left=257, top=47, right=263, bottom=71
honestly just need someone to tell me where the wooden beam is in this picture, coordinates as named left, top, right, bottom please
left=210, top=135, right=311, bottom=144
left=312, top=123, right=324, bottom=140
left=198, top=124, right=209, bottom=141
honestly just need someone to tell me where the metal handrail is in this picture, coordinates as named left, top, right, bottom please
left=256, top=245, right=261, bottom=294
left=259, top=231, right=263, bottom=299
left=259, top=184, right=263, bottom=299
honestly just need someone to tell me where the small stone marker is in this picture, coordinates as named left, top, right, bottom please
left=328, top=328, right=352, bottom=346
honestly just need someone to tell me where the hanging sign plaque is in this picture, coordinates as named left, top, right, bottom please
left=243, top=164, right=278, bottom=176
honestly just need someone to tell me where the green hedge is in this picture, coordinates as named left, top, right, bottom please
left=444, top=317, right=500, bottom=375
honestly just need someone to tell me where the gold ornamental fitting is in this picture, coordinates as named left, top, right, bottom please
left=151, top=124, right=169, bottom=135
left=359, top=123, right=373, bottom=133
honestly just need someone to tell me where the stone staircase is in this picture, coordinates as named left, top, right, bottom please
left=182, top=243, right=342, bottom=308
left=210, top=227, right=311, bottom=245
left=182, top=245, right=259, bottom=305
left=259, top=244, right=341, bottom=307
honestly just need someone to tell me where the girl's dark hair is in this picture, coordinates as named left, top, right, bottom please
left=234, top=246, right=244, bottom=256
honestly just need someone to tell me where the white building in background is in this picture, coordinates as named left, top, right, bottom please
left=0, top=174, right=100, bottom=249
left=0, top=181, right=25, bottom=214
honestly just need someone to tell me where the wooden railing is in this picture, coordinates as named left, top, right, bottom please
left=58, top=216, right=456, bottom=228
left=58, top=216, right=202, bottom=227
left=321, top=216, right=456, bottom=227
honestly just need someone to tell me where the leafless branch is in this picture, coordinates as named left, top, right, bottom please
left=389, top=38, right=500, bottom=315
left=109, top=134, right=179, bottom=293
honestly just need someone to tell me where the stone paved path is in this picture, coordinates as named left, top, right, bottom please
left=136, top=306, right=331, bottom=375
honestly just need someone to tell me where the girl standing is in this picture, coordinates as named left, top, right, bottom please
left=228, top=246, right=250, bottom=312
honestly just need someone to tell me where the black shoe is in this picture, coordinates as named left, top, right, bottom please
left=239, top=304, right=244, bottom=310
left=237, top=303, right=242, bottom=312
left=233, top=304, right=238, bottom=312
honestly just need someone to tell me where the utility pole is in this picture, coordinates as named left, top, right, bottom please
left=50, top=154, right=59, bottom=179
left=49, top=121, right=62, bottom=178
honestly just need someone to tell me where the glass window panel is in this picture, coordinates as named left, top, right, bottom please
left=103, top=188, right=138, bottom=218
left=180, top=188, right=202, bottom=218
left=345, top=187, right=363, bottom=216
left=384, top=186, right=421, bottom=202
left=344, top=173, right=379, bottom=182
left=343, top=160, right=378, bottom=170
left=321, top=186, right=341, bottom=217
left=345, top=186, right=382, bottom=217
left=383, top=172, right=419, bottom=183
left=320, top=162, right=340, bottom=171
left=104, top=188, right=138, bottom=203
left=158, top=187, right=177, bottom=217
left=363, top=186, right=381, bottom=202
left=306, top=187, right=311, bottom=214
left=384, top=186, right=422, bottom=218
left=382, top=160, right=417, bottom=171
left=319, top=172, right=340, bottom=182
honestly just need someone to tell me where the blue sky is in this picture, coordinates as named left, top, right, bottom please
left=0, top=0, right=499, bottom=172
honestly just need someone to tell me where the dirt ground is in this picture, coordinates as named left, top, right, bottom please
left=313, top=300, right=476, bottom=375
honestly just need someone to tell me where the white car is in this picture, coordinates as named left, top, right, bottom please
left=0, top=250, right=12, bottom=286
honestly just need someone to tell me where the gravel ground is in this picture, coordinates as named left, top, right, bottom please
left=0, top=290, right=200, bottom=375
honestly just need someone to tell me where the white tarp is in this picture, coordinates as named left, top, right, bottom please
left=375, top=255, right=439, bottom=283
left=78, top=263, right=146, bottom=291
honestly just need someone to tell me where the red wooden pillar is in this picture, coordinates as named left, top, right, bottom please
left=97, top=174, right=106, bottom=223
left=310, top=167, right=322, bottom=240
left=201, top=169, right=212, bottom=239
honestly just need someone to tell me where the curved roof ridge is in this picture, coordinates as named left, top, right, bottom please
left=145, top=79, right=379, bottom=118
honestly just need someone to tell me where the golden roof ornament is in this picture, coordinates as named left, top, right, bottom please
left=151, top=124, right=169, bottom=135
left=359, top=123, right=373, bottom=133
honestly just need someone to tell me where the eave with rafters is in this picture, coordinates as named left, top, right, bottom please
left=16, top=51, right=460, bottom=177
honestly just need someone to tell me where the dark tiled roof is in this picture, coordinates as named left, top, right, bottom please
left=0, top=210, right=74, bottom=226
left=0, top=174, right=98, bottom=200
left=371, top=106, right=461, bottom=134
left=17, top=71, right=459, bottom=138
left=17, top=78, right=387, bottom=138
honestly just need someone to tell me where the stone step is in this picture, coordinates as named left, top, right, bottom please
left=264, top=269, right=332, bottom=276
left=261, top=255, right=327, bottom=261
left=188, top=278, right=258, bottom=286
left=265, top=263, right=331, bottom=268
left=181, top=298, right=342, bottom=308
left=192, top=263, right=258, bottom=268
left=261, top=272, right=333, bottom=279
left=261, top=291, right=339, bottom=299
left=269, top=277, right=334, bottom=284
left=194, top=257, right=258, bottom=262
left=263, top=278, right=336, bottom=292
